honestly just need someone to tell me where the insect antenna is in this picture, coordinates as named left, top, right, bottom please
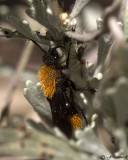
left=31, top=39, right=47, bottom=55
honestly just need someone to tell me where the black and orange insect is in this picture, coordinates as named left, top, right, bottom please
left=32, top=40, right=88, bottom=138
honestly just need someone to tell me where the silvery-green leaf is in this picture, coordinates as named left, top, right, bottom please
left=0, top=27, right=25, bottom=39
left=8, top=16, right=55, bottom=45
left=70, top=0, right=91, bottom=19
left=23, top=80, right=52, bottom=125
left=75, top=127, right=109, bottom=156
left=26, top=0, right=63, bottom=40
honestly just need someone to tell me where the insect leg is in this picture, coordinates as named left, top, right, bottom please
left=76, top=104, right=89, bottom=126
left=59, top=42, right=72, bottom=70
left=69, top=80, right=97, bottom=93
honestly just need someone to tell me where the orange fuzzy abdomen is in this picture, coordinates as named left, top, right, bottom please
left=70, top=114, right=84, bottom=130
left=38, top=65, right=61, bottom=99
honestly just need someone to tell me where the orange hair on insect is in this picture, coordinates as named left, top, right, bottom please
left=38, top=65, right=61, bottom=99
left=70, top=114, right=84, bottom=130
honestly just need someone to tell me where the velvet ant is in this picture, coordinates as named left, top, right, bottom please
left=32, top=40, right=89, bottom=138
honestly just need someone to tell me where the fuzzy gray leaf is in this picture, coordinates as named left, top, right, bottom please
left=8, top=16, right=54, bottom=45
left=23, top=80, right=52, bottom=124
left=75, top=127, right=109, bottom=156
left=70, top=0, right=91, bottom=19
left=26, top=0, right=63, bottom=40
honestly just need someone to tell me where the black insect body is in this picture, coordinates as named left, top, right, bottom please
left=38, top=45, right=88, bottom=138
